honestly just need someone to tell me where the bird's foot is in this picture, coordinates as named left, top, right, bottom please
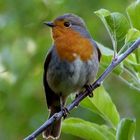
left=84, top=84, right=93, bottom=97
left=75, top=93, right=79, bottom=99
left=53, top=113, right=60, bottom=121
left=62, top=107, right=70, bottom=119
left=74, top=93, right=82, bottom=107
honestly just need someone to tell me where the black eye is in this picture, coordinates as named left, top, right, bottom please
left=64, top=22, right=71, bottom=27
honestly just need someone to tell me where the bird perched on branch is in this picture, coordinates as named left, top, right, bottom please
left=43, top=13, right=101, bottom=139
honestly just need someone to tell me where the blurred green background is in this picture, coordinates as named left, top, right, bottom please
left=0, top=0, right=140, bottom=140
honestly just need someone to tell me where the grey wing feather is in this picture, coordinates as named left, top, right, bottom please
left=91, top=40, right=101, bottom=62
left=43, top=49, right=59, bottom=109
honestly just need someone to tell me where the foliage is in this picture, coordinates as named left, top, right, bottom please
left=116, top=118, right=136, bottom=140
left=95, top=9, right=129, bottom=54
left=0, top=0, right=140, bottom=140
left=62, top=118, right=115, bottom=140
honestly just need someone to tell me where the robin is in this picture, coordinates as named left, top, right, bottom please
left=43, top=13, right=101, bottom=139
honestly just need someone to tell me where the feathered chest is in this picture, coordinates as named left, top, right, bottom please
left=54, top=29, right=94, bottom=62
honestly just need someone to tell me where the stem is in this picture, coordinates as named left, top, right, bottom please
left=24, top=38, right=140, bottom=140
left=123, top=67, right=139, bottom=83
left=101, top=18, right=117, bottom=57
left=119, top=76, right=140, bottom=91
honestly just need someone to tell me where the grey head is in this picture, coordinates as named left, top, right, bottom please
left=45, top=13, right=92, bottom=38
left=55, top=13, right=86, bottom=28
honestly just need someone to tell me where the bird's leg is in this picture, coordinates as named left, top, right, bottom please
left=75, top=93, right=79, bottom=99
left=60, top=96, right=69, bottom=119
left=75, top=92, right=82, bottom=99
left=84, top=84, right=93, bottom=97
left=75, top=91, right=82, bottom=99
left=74, top=92, right=83, bottom=107
left=62, top=107, right=70, bottom=119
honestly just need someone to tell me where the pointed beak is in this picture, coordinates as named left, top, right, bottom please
left=44, top=21, right=55, bottom=27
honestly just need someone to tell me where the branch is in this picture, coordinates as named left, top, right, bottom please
left=24, top=38, right=140, bottom=140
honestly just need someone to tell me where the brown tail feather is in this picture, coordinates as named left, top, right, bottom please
left=42, top=106, right=61, bottom=139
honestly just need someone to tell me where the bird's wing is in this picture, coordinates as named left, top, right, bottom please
left=96, top=45, right=101, bottom=62
left=91, top=40, right=101, bottom=62
left=43, top=49, right=59, bottom=109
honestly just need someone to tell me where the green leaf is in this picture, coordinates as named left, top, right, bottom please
left=127, top=1, right=140, bottom=30
left=105, top=12, right=129, bottom=42
left=95, top=9, right=129, bottom=52
left=95, top=8, right=111, bottom=17
left=80, top=86, right=120, bottom=127
left=96, top=42, right=114, bottom=56
left=125, top=28, right=140, bottom=44
left=62, top=118, right=115, bottom=140
left=116, top=118, right=136, bottom=140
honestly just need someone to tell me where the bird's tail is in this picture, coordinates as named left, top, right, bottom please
left=42, top=106, right=61, bottom=140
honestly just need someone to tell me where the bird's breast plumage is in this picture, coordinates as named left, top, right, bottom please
left=53, top=27, right=94, bottom=62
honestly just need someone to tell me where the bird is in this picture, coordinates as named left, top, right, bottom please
left=43, top=13, right=101, bottom=139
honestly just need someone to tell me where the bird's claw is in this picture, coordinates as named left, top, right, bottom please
left=88, top=92, right=93, bottom=97
left=84, top=84, right=93, bottom=97
left=62, top=107, right=70, bottom=119
left=74, top=93, right=82, bottom=107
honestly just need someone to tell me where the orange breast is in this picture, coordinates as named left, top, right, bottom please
left=53, top=28, right=94, bottom=62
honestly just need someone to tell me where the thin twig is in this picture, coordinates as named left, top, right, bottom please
left=24, top=38, right=140, bottom=140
